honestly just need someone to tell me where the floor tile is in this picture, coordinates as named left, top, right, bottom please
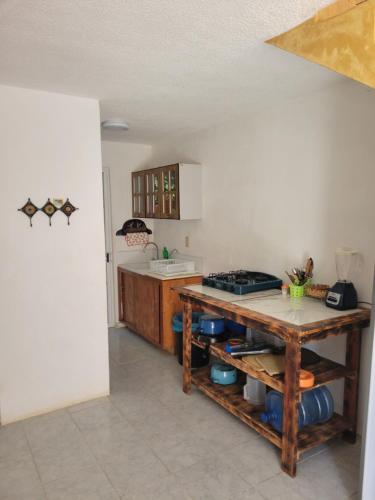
left=103, top=453, right=170, bottom=497
left=118, top=473, right=192, bottom=500
left=221, top=436, right=281, bottom=486
left=44, top=464, right=119, bottom=500
left=32, top=437, right=97, bottom=484
left=68, top=396, right=109, bottom=414
left=109, top=340, right=152, bottom=366
left=110, top=390, right=168, bottom=424
left=0, top=422, right=32, bottom=464
left=175, top=457, right=262, bottom=500
left=24, top=410, right=80, bottom=452
left=0, top=457, right=46, bottom=499
left=84, top=421, right=152, bottom=467
left=152, top=434, right=214, bottom=473
left=70, top=400, right=124, bottom=432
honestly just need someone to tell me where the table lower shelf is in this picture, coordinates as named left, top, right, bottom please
left=192, top=336, right=354, bottom=394
left=191, top=367, right=353, bottom=457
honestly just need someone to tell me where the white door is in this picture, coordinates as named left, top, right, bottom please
left=102, top=167, right=115, bottom=327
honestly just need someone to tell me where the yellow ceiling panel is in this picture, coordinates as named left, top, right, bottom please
left=266, top=0, right=375, bottom=89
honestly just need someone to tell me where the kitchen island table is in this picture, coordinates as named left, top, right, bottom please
left=176, top=284, right=371, bottom=477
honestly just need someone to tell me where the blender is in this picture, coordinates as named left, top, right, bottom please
left=326, top=248, right=358, bottom=310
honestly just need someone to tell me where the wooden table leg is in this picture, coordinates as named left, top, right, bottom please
left=281, top=341, right=301, bottom=477
left=343, top=328, right=362, bottom=443
left=182, top=300, right=192, bottom=394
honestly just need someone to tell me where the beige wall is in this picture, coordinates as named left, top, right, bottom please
left=150, top=79, right=375, bottom=431
left=0, top=85, right=109, bottom=424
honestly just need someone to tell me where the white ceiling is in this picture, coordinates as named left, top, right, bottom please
left=0, top=0, right=342, bottom=143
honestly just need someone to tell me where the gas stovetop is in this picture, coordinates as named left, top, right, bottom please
left=202, top=270, right=282, bottom=295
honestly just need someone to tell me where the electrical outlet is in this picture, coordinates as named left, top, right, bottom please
left=185, top=235, right=190, bottom=248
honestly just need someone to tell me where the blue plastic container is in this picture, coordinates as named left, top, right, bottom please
left=211, top=363, right=237, bottom=385
left=260, top=386, right=334, bottom=432
left=172, top=312, right=203, bottom=334
left=199, top=314, right=225, bottom=336
left=225, top=319, right=246, bottom=335
left=173, top=313, right=209, bottom=368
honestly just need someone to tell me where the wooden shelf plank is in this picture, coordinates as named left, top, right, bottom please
left=192, top=368, right=282, bottom=449
left=298, top=413, right=353, bottom=455
left=191, top=367, right=353, bottom=457
left=302, top=358, right=355, bottom=392
left=192, top=336, right=353, bottom=393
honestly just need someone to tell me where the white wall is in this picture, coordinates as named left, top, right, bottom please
left=101, top=141, right=153, bottom=323
left=0, top=85, right=109, bottom=424
left=360, top=270, right=375, bottom=500
left=150, top=79, right=375, bottom=431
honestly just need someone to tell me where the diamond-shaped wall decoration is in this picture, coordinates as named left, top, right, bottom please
left=41, top=198, right=58, bottom=226
left=18, top=198, right=39, bottom=226
left=60, top=198, right=78, bottom=225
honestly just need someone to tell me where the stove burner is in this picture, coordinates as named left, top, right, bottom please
left=235, top=279, right=249, bottom=285
left=203, top=270, right=282, bottom=295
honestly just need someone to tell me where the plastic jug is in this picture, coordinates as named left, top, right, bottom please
left=243, top=376, right=266, bottom=405
left=260, top=386, right=334, bottom=432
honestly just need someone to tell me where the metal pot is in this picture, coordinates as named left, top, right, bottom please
left=199, top=314, right=225, bottom=336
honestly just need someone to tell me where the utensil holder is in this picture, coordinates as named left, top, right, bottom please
left=289, top=284, right=305, bottom=298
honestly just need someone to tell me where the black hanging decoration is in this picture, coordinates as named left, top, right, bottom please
left=18, top=198, right=39, bottom=226
left=41, top=198, right=58, bottom=226
left=60, top=198, right=78, bottom=225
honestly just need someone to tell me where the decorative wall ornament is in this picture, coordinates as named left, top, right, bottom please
left=41, top=198, right=58, bottom=226
left=60, top=199, right=78, bottom=225
left=18, top=198, right=39, bottom=226
left=18, top=198, right=79, bottom=226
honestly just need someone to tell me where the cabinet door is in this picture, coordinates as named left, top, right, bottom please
left=118, top=270, right=125, bottom=322
left=132, top=172, right=145, bottom=218
left=160, top=164, right=179, bottom=219
left=123, top=273, right=136, bottom=329
left=135, top=277, right=160, bottom=344
left=145, top=169, right=161, bottom=218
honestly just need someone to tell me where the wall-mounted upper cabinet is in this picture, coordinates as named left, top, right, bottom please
left=132, top=163, right=202, bottom=220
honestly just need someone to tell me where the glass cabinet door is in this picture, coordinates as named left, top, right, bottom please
left=131, top=172, right=145, bottom=217
left=161, top=164, right=179, bottom=219
left=145, top=169, right=161, bottom=218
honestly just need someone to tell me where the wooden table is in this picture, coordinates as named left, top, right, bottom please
left=177, top=285, right=371, bottom=477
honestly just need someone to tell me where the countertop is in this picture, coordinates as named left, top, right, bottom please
left=118, top=263, right=203, bottom=281
left=181, top=284, right=368, bottom=327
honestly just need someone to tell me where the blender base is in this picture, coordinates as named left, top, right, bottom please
left=326, top=281, right=358, bottom=310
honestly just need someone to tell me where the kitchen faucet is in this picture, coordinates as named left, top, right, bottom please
left=143, top=242, right=160, bottom=260
left=169, top=249, right=178, bottom=258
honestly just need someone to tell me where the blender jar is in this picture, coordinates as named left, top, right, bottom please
left=335, top=248, right=358, bottom=283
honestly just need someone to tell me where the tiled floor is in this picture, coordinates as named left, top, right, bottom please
left=0, top=327, right=361, bottom=499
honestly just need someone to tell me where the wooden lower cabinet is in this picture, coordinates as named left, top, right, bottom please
left=118, top=268, right=202, bottom=352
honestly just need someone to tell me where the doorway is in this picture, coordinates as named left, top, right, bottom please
left=102, top=167, right=115, bottom=327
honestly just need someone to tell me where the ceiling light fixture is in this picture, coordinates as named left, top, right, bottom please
left=101, top=119, right=129, bottom=131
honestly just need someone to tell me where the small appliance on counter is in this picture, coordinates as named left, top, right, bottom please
left=203, top=270, right=282, bottom=295
left=326, top=248, right=358, bottom=310
left=210, top=363, right=237, bottom=385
